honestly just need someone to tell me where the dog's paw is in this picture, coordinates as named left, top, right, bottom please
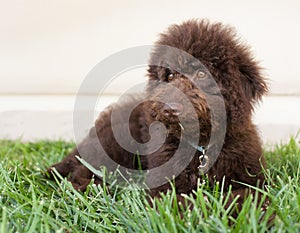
left=46, top=153, right=95, bottom=191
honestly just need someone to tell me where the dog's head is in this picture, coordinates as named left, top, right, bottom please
left=146, top=20, right=267, bottom=142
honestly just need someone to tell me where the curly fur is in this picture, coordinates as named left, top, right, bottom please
left=47, top=19, right=269, bottom=216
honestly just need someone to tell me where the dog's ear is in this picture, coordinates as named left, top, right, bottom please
left=239, top=63, right=268, bottom=103
left=226, top=62, right=268, bottom=124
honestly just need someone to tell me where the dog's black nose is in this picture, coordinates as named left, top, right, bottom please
left=163, top=102, right=183, bottom=116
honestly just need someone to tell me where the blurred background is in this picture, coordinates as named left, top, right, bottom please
left=0, top=0, right=299, bottom=143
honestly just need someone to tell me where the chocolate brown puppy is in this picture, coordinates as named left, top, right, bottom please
left=47, top=19, right=268, bottom=214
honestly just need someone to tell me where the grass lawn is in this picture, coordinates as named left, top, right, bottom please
left=0, top=138, right=299, bottom=232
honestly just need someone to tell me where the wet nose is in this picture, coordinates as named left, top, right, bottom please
left=163, top=102, right=183, bottom=116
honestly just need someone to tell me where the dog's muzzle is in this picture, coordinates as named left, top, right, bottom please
left=162, top=102, right=183, bottom=117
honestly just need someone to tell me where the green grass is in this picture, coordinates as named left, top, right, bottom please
left=0, top=138, right=299, bottom=233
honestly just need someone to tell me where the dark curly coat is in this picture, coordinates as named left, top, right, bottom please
left=47, top=19, right=268, bottom=215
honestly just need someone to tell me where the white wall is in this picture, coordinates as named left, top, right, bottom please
left=0, top=0, right=300, bottom=95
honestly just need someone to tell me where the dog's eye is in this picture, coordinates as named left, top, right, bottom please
left=196, top=70, right=207, bottom=79
left=167, top=73, right=174, bottom=82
